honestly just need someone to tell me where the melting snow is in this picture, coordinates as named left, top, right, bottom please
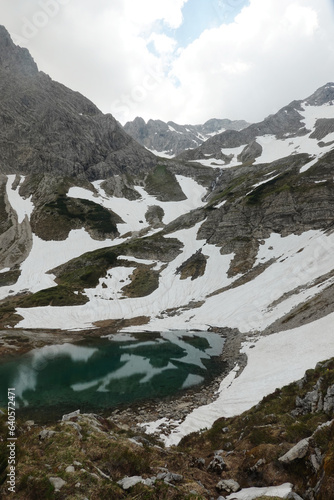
left=6, top=175, right=34, bottom=223
left=147, top=311, right=334, bottom=446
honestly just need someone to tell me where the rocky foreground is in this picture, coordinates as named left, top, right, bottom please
left=1, top=358, right=334, bottom=499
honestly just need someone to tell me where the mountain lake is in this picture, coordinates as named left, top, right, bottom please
left=0, top=330, right=225, bottom=422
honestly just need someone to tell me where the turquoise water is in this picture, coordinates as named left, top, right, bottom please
left=0, top=331, right=225, bottom=421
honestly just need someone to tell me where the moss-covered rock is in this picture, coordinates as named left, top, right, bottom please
left=145, top=165, right=186, bottom=201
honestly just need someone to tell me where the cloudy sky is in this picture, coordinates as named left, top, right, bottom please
left=1, top=0, right=334, bottom=125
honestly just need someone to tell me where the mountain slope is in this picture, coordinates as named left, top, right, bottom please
left=0, top=25, right=156, bottom=180
left=178, top=83, right=334, bottom=167
left=123, top=116, right=249, bottom=157
left=1, top=27, right=334, bottom=494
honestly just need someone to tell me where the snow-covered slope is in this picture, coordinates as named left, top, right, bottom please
left=179, top=82, right=334, bottom=168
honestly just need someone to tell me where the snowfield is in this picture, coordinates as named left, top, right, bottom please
left=143, top=311, right=334, bottom=445
left=67, top=175, right=207, bottom=235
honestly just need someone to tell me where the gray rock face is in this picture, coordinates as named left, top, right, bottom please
left=124, top=116, right=249, bottom=156
left=216, top=479, right=241, bottom=493
left=237, top=140, right=263, bottom=163
left=278, top=438, right=311, bottom=463
left=0, top=26, right=156, bottom=181
left=294, top=378, right=324, bottom=415
left=305, top=82, right=334, bottom=106
left=323, top=384, right=334, bottom=414
left=196, top=149, right=334, bottom=275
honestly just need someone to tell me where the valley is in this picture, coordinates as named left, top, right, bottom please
left=1, top=24, right=334, bottom=499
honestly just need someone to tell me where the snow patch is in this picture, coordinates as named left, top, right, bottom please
left=156, top=312, right=334, bottom=445
left=6, top=175, right=34, bottom=223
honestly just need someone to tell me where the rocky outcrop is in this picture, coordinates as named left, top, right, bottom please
left=237, top=140, right=263, bottom=164
left=195, top=150, right=334, bottom=274
left=278, top=438, right=311, bottom=464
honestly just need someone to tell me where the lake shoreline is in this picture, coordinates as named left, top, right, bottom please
left=0, top=325, right=247, bottom=434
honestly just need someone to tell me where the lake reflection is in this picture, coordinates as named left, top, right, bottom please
left=0, top=331, right=224, bottom=418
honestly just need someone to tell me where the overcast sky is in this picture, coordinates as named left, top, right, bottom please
left=1, top=0, right=334, bottom=125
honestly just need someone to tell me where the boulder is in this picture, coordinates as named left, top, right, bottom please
left=216, top=479, right=241, bottom=493
left=279, top=438, right=310, bottom=463
left=49, top=477, right=66, bottom=491
left=207, top=453, right=227, bottom=473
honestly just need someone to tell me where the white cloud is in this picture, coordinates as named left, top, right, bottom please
left=169, top=0, right=334, bottom=123
left=122, top=0, right=187, bottom=31
left=148, top=33, right=177, bottom=55
left=0, top=0, right=333, bottom=125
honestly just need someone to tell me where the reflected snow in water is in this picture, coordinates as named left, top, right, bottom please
left=0, top=331, right=224, bottom=419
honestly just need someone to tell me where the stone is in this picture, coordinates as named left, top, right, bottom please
left=279, top=438, right=310, bottom=463
left=216, top=479, right=241, bottom=493
left=65, top=466, right=75, bottom=473
left=164, top=472, right=183, bottom=483
left=286, top=493, right=304, bottom=500
left=62, top=409, right=80, bottom=421
left=49, top=477, right=66, bottom=491
left=62, top=421, right=82, bottom=438
left=192, top=457, right=205, bottom=469
left=207, top=454, right=227, bottom=473
left=39, top=429, right=56, bottom=440
left=117, top=476, right=146, bottom=490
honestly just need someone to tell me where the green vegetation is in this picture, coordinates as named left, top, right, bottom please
left=246, top=172, right=291, bottom=205
left=178, top=358, right=334, bottom=499
left=40, top=195, right=121, bottom=237
left=19, top=285, right=88, bottom=308
left=14, top=247, right=118, bottom=308
left=120, top=233, right=183, bottom=262
left=0, top=269, right=21, bottom=287
left=17, top=475, right=55, bottom=499
left=145, top=165, right=186, bottom=201
left=122, top=267, right=159, bottom=298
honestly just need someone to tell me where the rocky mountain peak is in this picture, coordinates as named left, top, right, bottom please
left=124, top=116, right=250, bottom=157
left=0, top=27, right=156, bottom=180
left=0, top=25, right=38, bottom=76
left=305, top=81, right=334, bottom=106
